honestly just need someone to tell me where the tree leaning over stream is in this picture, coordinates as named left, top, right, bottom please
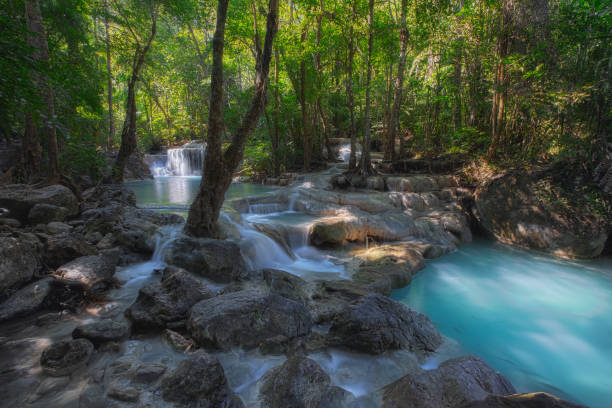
left=185, top=0, right=279, bottom=238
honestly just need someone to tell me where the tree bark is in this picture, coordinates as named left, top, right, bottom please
left=105, top=0, right=115, bottom=150
left=185, top=0, right=279, bottom=237
left=272, top=48, right=281, bottom=176
left=346, top=0, right=357, bottom=170
left=300, top=26, right=312, bottom=171
left=24, top=0, right=59, bottom=182
left=385, top=0, right=408, bottom=161
left=359, top=0, right=374, bottom=173
left=113, top=3, right=157, bottom=183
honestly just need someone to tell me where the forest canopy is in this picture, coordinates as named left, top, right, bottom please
left=0, top=0, right=610, bottom=183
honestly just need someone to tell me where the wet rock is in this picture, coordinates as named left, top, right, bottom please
left=0, top=184, right=78, bottom=223
left=366, top=176, right=385, bottom=191
left=45, top=221, right=73, bottom=235
left=126, top=266, right=213, bottom=330
left=263, top=268, right=308, bottom=304
left=0, top=217, right=20, bottom=227
left=165, top=235, right=247, bottom=283
left=40, top=338, right=94, bottom=377
left=188, top=288, right=312, bottom=350
left=55, top=252, right=118, bottom=293
left=474, top=167, right=609, bottom=259
left=162, top=329, right=195, bottom=352
left=72, top=318, right=130, bottom=346
left=259, top=356, right=355, bottom=408
left=133, top=363, right=167, bottom=384
left=0, top=277, right=53, bottom=322
left=28, top=203, right=71, bottom=224
left=107, top=383, right=139, bottom=402
left=461, top=392, right=587, bottom=408
left=382, top=355, right=516, bottom=408
left=329, top=294, right=442, bottom=354
left=352, top=242, right=426, bottom=295
left=161, top=351, right=243, bottom=407
left=0, top=232, right=42, bottom=294
left=44, top=232, right=96, bottom=268
left=307, top=280, right=370, bottom=324
left=310, top=219, right=348, bottom=246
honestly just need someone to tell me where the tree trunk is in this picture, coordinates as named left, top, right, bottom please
left=25, top=0, right=59, bottom=182
left=113, top=5, right=157, bottom=183
left=346, top=0, right=357, bottom=170
left=300, top=26, right=311, bottom=171
left=452, top=42, right=463, bottom=132
left=359, top=0, right=374, bottom=173
left=314, top=5, right=332, bottom=161
left=272, top=48, right=281, bottom=176
left=185, top=0, right=278, bottom=237
left=385, top=0, right=408, bottom=162
left=104, top=0, right=114, bottom=150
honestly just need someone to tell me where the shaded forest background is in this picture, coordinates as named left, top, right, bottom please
left=0, top=0, right=610, bottom=183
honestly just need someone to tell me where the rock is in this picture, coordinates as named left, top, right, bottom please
left=474, top=167, right=609, bottom=259
left=72, top=318, right=130, bottom=345
left=162, top=329, right=195, bottom=352
left=40, top=338, right=94, bottom=377
left=259, top=356, right=355, bottom=408
left=0, top=184, right=78, bottom=223
left=352, top=242, right=426, bottom=295
left=366, top=176, right=385, bottom=191
left=161, top=351, right=242, bottom=407
left=310, top=219, right=348, bottom=246
left=0, top=233, right=42, bottom=294
left=44, top=232, right=96, bottom=268
left=28, top=203, right=71, bottom=224
left=461, top=392, right=586, bottom=408
left=55, top=253, right=118, bottom=293
left=329, top=294, right=442, bottom=354
left=0, top=277, right=53, bottom=322
left=165, top=235, right=247, bottom=283
left=126, top=266, right=213, bottom=330
left=188, top=289, right=312, bottom=350
left=133, top=363, right=167, bottom=384
left=45, top=221, right=73, bottom=235
left=263, top=268, right=308, bottom=304
left=0, top=218, right=20, bottom=227
left=107, top=384, right=139, bottom=402
left=382, top=355, right=515, bottom=408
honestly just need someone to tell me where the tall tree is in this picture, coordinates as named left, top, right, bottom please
left=359, top=0, right=374, bottom=173
left=185, top=0, right=279, bottom=237
left=384, top=0, right=408, bottom=161
left=104, top=0, right=115, bottom=150
left=24, top=0, right=59, bottom=182
left=112, top=0, right=158, bottom=182
left=346, top=0, right=358, bottom=170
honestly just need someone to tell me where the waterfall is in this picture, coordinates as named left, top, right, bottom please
left=150, top=142, right=206, bottom=177
left=337, top=143, right=360, bottom=163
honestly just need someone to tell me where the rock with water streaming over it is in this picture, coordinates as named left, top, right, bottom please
left=329, top=293, right=442, bottom=355
left=460, top=392, right=587, bottom=408
left=164, top=235, right=248, bottom=283
left=126, top=266, right=213, bottom=330
left=40, top=338, right=94, bottom=377
left=188, top=288, right=312, bottom=350
left=381, top=355, right=516, bottom=408
left=258, top=355, right=356, bottom=408
left=161, top=350, right=244, bottom=407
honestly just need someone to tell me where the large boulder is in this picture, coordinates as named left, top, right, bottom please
left=382, top=355, right=515, bottom=408
left=43, top=232, right=97, bottom=268
left=164, top=235, right=247, bottom=282
left=55, top=251, right=118, bottom=293
left=40, top=338, right=94, bottom=377
left=328, top=294, right=442, bottom=354
left=259, top=356, right=355, bottom=408
left=160, top=351, right=243, bottom=407
left=0, top=184, right=78, bottom=223
left=310, top=219, right=348, bottom=246
left=188, top=288, right=312, bottom=350
left=461, top=392, right=586, bottom=408
left=0, top=277, right=53, bottom=322
left=474, top=166, right=609, bottom=259
left=72, top=318, right=130, bottom=346
left=0, top=232, right=42, bottom=294
left=126, top=266, right=213, bottom=330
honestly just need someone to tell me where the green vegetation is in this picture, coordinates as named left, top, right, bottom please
left=0, top=0, right=610, bottom=181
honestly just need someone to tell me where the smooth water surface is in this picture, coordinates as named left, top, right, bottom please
left=125, top=176, right=276, bottom=208
left=392, top=240, right=612, bottom=408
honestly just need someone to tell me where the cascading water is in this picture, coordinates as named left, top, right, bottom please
left=337, top=143, right=361, bottom=163
left=150, top=142, right=206, bottom=177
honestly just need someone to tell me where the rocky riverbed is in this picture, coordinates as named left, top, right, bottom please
left=0, top=167, right=590, bottom=407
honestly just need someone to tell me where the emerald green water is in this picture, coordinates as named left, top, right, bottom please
left=392, top=240, right=612, bottom=408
